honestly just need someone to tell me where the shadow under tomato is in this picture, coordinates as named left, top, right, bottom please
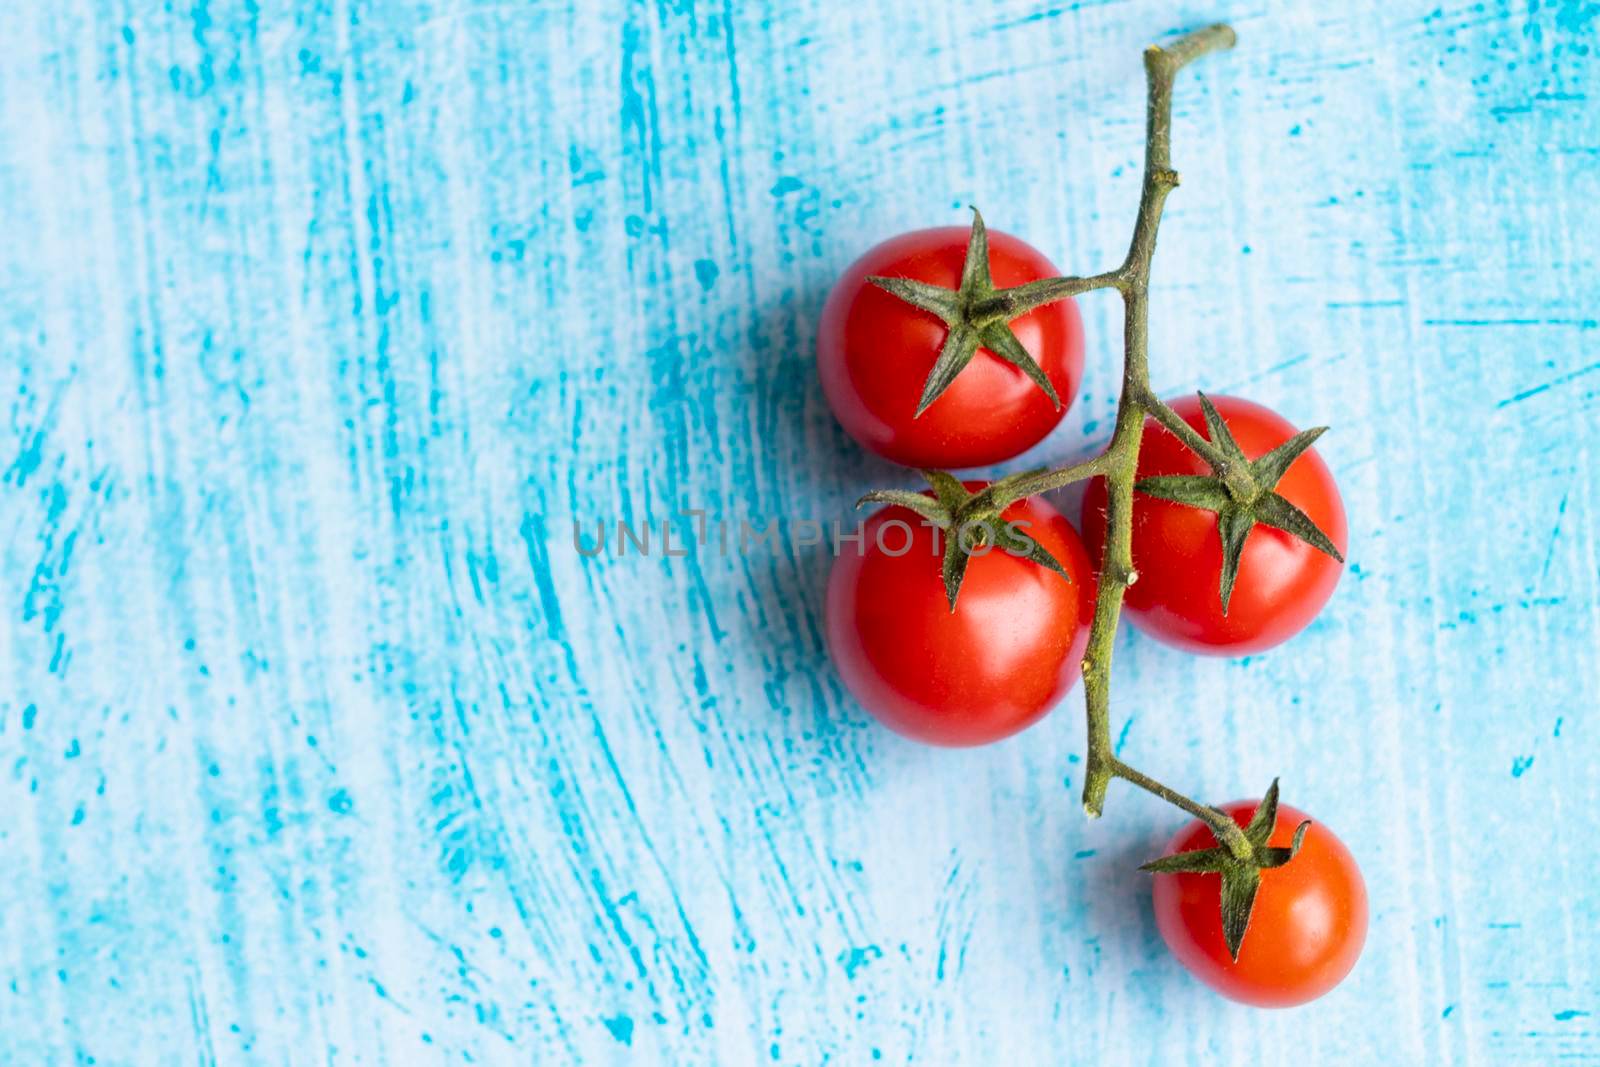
left=725, top=286, right=917, bottom=753
left=1077, top=819, right=1176, bottom=970
left=725, top=272, right=1115, bottom=770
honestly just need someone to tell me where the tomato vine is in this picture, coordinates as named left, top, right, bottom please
left=846, top=23, right=1350, bottom=959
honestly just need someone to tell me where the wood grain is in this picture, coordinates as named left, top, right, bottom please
left=1, top=0, right=1596, bottom=1062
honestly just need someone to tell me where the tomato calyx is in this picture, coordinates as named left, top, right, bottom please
left=1135, top=393, right=1345, bottom=613
left=857, top=468, right=1072, bottom=611
left=1140, top=779, right=1312, bottom=960
left=867, top=208, right=1095, bottom=417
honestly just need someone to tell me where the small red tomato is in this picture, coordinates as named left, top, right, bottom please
left=1082, top=394, right=1346, bottom=654
left=1152, top=800, right=1368, bottom=1007
left=817, top=226, right=1085, bottom=469
left=825, top=489, right=1094, bottom=746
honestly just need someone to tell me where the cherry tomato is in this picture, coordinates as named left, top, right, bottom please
left=1152, top=799, right=1368, bottom=1007
left=825, top=489, right=1095, bottom=746
left=1082, top=394, right=1346, bottom=654
left=817, top=227, right=1085, bottom=469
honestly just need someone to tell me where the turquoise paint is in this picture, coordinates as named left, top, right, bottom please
left=2, top=0, right=1597, bottom=1063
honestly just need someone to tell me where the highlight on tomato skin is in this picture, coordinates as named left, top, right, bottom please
left=1151, top=800, right=1368, bottom=1008
left=1082, top=394, right=1347, bottom=655
left=816, top=226, right=1085, bottom=470
left=823, top=488, right=1096, bottom=747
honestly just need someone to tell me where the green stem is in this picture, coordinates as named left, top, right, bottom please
left=986, top=452, right=1117, bottom=509
left=1138, top=389, right=1226, bottom=468
left=972, top=270, right=1122, bottom=326
left=1036, top=23, right=1242, bottom=847
left=1107, top=758, right=1253, bottom=859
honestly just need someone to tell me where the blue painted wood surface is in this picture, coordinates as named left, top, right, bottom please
left=2, top=1, right=1596, bottom=1063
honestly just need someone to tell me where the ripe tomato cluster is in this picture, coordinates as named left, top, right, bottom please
left=818, top=225, right=1347, bottom=730
left=816, top=218, right=1365, bottom=1006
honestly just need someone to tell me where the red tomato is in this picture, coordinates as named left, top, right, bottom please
left=1152, top=800, right=1368, bottom=1007
left=817, top=227, right=1085, bottom=469
left=1082, top=394, right=1346, bottom=654
left=825, top=489, right=1095, bottom=746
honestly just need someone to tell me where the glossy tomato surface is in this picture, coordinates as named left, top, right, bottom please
left=1082, top=394, right=1346, bottom=654
left=1152, top=800, right=1368, bottom=1007
left=817, top=227, right=1085, bottom=469
left=825, top=490, right=1095, bottom=746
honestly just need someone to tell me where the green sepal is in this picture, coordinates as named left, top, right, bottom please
left=1218, top=864, right=1263, bottom=961
left=916, top=321, right=981, bottom=416
left=1153, top=393, right=1344, bottom=612
left=1255, top=491, right=1345, bottom=562
left=979, top=323, right=1060, bottom=409
left=1134, top=474, right=1232, bottom=511
left=1139, top=846, right=1230, bottom=874
left=995, top=521, right=1071, bottom=582
left=867, top=207, right=1086, bottom=417
left=1196, top=392, right=1248, bottom=464
left=1242, top=777, right=1282, bottom=848
left=960, top=207, right=992, bottom=293
left=1139, top=781, right=1315, bottom=961
left=1215, top=506, right=1256, bottom=614
left=1250, top=425, right=1327, bottom=489
left=856, top=488, right=950, bottom=527
left=919, top=469, right=971, bottom=514
left=940, top=530, right=971, bottom=613
left=1139, top=841, right=1265, bottom=960
left=866, top=275, right=961, bottom=323
left=853, top=464, right=1078, bottom=611
left=1257, top=821, right=1311, bottom=869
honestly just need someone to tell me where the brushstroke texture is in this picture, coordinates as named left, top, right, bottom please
left=1, top=0, right=1596, bottom=1063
